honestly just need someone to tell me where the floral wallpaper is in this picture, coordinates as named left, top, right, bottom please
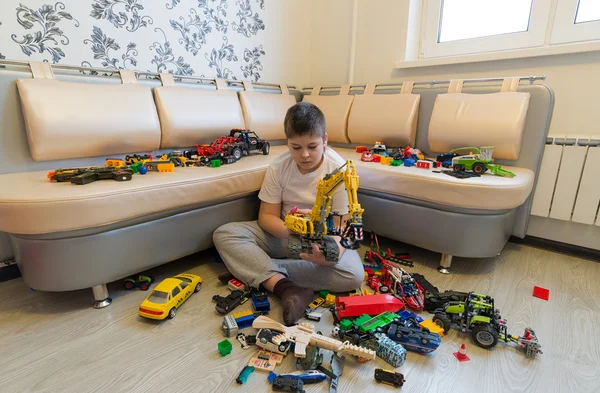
left=0, top=0, right=268, bottom=81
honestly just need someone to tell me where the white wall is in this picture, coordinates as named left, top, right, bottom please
left=311, top=0, right=600, bottom=139
left=0, top=0, right=312, bottom=87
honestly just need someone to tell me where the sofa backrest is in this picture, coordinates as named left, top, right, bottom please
left=302, top=85, right=354, bottom=143
left=428, top=78, right=531, bottom=160
left=347, top=81, right=420, bottom=147
left=0, top=62, right=300, bottom=175
left=153, top=75, right=246, bottom=149
left=17, top=71, right=162, bottom=161
left=239, top=81, right=297, bottom=141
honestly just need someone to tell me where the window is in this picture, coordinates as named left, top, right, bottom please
left=179, top=281, right=189, bottom=290
left=148, top=291, right=169, bottom=304
left=417, top=0, right=600, bottom=61
left=172, top=286, right=181, bottom=297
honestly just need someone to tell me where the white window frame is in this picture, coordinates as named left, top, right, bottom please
left=551, top=0, right=600, bottom=44
left=421, top=0, right=553, bottom=59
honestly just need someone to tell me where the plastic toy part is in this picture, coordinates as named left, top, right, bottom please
left=218, top=339, right=232, bottom=356
left=123, top=274, right=155, bottom=291
left=374, top=368, right=405, bottom=388
left=211, top=159, right=221, bottom=168
left=355, top=146, right=368, bottom=153
left=532, top=286, right=549, bottom=301
left=453, top=343, right=470, bottom=362
left=236, top=365, right=254, bottom=384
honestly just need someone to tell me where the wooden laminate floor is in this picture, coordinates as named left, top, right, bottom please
left=0, top=239, right=599, bottom=393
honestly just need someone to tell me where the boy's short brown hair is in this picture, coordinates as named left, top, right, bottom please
left=283, top=102, right=326, bottom=139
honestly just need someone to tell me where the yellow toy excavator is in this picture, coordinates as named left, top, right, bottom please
left=284, top=159, right=364, bottom=262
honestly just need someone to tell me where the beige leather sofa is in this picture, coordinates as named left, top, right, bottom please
left=0, top=60, right=554, bottom=307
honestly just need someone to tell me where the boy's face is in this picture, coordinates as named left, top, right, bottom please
left=287, top=133, right=328, bottom=174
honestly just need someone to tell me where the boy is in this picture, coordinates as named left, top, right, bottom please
left=213, top=102, right=364, bottom=325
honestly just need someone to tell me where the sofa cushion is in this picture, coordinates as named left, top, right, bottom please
left=334, top=147, right=534, bottom=210
left=347, top=83, right=420, bottom=147
left=239, top=89, right=296, bottom=140
left=302, top=85, right=354, bottom=143
left=0, top=146, right=289, bottom=235
left=16, top=79, right=161, bottom=161
left=428, top=79, right=530, bottom=160
left=153, top=86, right=246, bottom=149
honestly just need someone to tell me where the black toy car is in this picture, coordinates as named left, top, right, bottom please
left=374, top=368, right=405, bottom=388
left=212, top=290, right=250, bottom=314
left=424, top=290, right=469, bottom=312
left=229, top=129, right=270, bottom=156
left=272, top=375, right=305, bottom=392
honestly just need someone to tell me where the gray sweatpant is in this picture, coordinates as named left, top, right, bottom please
left=213, top=220, right=365, bottom=292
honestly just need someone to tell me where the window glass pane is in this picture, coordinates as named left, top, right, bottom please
left=575, top=0, right=600, bottom=23
left=439, top=0, right=534, bottom=42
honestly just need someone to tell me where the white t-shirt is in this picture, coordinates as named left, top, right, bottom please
left=258, top=146, right=350, bottom=219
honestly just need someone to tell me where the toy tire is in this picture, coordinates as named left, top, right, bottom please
left=453, top=164, right=463, bottom=172
left=432, top=314, right=452, bottom=333
left=139, top=282, right=150, bottom=291
left=168, top=307, right=177, bottom=319
left=231, top=147, right=243, bottom=161
left=472, top=324, right=498, bottom=349
left=194, top=283, right=202, bottom=293
left=379, top=286, right=390, bottom=293
left=263, top=142, right=270, bottom=155
left=124, top=281, right=135, bottom=290
left=472, top=163, right=486, bottom=174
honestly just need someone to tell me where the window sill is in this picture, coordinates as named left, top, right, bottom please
left=394, top=40, right=600, bottom=69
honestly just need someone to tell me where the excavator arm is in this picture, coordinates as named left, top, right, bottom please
left=284, top=160, right=364, bottom=260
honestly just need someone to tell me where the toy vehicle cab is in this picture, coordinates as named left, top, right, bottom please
left=374, top=368, right=405, bottom=388
left=361, top=151, right=374, bottom=162
left=138, top=273, right=202, bottom=320
left=256, top=328, right=293, bottom=355
left=229, top=129, right=270, bottom=156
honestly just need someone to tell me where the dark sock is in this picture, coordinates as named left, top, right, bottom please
left=218, top=270, right=235, bottom=284
left=273, top=278, right=314, bottom=326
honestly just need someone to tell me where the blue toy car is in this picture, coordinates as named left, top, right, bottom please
left=387, top=322, right=441, bottom=354
left=251, top=290, right=270, bottom=315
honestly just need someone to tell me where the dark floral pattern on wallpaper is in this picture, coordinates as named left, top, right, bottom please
left=150, top=28, right=194, bottom=76
left=11, top=2, right=80, bottom=63
left=81, top=26, right=138, bottom=70
left=240, top=45, right=264, bottom=81
left=3, top=0, right=268, bottom=81
left=91, top=0, right=153, bottom=32
left=232, top=0, right=264, bottom=37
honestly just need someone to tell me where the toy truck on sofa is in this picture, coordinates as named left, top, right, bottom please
left=450, top=146, right=516, bottom=178
left=48, top=166, right=133, bottom=185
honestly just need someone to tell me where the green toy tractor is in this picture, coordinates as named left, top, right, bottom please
left=450, top=146, right=516, bottom=178
left=432, top=292, right=502, bottom=349
left=124, top=274, right=155, bottom=291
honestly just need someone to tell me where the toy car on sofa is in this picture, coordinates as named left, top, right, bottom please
left=138, top=273, right=202, bottom=320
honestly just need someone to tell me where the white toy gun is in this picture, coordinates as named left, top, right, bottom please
left=252, top=315, right=376, bottom=360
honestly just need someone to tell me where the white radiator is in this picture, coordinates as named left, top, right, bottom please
left=531, top=137, right=600, bottom=225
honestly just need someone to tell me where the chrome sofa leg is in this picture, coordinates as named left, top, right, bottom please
left=437, top=254, right=452, bottom=274
left=92, top=284, right=112, bottom=308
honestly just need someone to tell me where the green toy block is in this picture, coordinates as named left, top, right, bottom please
left=339, top=319, right=354, bottom=331
left=211, top=159, right=221, bottom=168
left=218, top=339, right=232, bottom=356
left=391, top=160, right=402, bottom=166
left=319, top=290, right=329, bottom=299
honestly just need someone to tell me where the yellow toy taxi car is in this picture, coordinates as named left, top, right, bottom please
left=138, top=273, right=202, bottom=320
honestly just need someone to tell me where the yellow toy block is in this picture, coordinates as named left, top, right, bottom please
left=105, top=158, right=125, bottom=167
left=380, top=157, right=393, bottom=165
left=233, top=309, right=253, bottom=319
left=324, top=294, right=336, bottom=306
left=420, top=320, right=444, bottom=337
left=157, top=163, right=175, bottom=172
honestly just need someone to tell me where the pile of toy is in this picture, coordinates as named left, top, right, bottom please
left=46, top=128, right=270, bottom=185
left=356, top=141, right=516, bottom=179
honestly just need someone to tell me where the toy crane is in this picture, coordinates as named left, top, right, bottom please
left=284, top=160, right=365, bottom=262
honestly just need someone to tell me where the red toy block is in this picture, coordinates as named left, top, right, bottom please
left=355, top=146, right=368, bottom=153
left=335, top=294, right=404, bottom=319
left=532, top=286, right=549, bottom=300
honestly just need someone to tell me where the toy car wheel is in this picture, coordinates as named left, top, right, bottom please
left=167, top=307, right=177, bottom=319
left=432, top=313, right=452, bottom=333
left=278, top=344, right=287, bottom=353
left=472, top=163, right=486, bottom=174
left=453, top=164, right=464, bottom=172
left=231, top=147, right=242, bottom=161
left=379, top=285, right=390, bottom=293
left=262, top=142, right=270, bottom=155
left=124, top=281, right=135, bottom=290
left=139, top=282, right=150, bottom=291
left=421, top=337, right=430, bottom=345
left=194, top=283, right=202, bottom=293
left=472, top=324, right=498, bottom=349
